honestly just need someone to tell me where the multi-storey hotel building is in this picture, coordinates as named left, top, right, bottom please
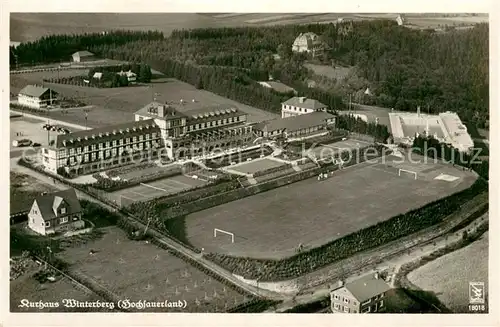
left=41, top=101, right=255, bottom=175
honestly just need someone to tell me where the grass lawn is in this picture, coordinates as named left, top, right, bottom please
left=59, top=227, right=251, bottom=312
left=11, top=72, right=278, bottom=128
left=184, top=156, right=476, bottom=259
left=407, top=231, right=489, bottom=313
left=230, top=158, right=286, bottom=175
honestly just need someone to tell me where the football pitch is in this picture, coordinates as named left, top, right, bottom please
left=183, top=156, right=477, bottom=259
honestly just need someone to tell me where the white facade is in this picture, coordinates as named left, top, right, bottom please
left=281, top=103, right=316, bottom=118
left=18, top=94, right=44, bottom=109
left=389, top=111, right=474, bottom=152
left=292, top=32, right=323, bottom=56
left=28, top=201, right=46, bottom=235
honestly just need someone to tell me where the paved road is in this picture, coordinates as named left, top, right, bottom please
left=10, top=157, right=286, bottom=302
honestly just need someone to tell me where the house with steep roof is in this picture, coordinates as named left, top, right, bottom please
left=253, top=111, right=335, bottom=140
left=17, top=85, right=58, bottom=109
left=291, top=32, right=325, bottom=57
left=330, top=273, right=392, bottom=313
left=281, top=96, right=328, bottom=118
left=27, top=188, right=84, bottom=236
left=117, top=70, right=137, bottom=83
left=72, top=50, right=95, bottom=63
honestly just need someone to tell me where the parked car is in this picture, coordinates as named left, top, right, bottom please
left=42, top=124, right=51, bottom=130
left=50, top=126, right=58, bottom=131
left=12, top=139, right=32, bottom=147
left=32, top=142, right=42, bottom=147
left=57, top=127, right=65, bottom=133
left=63, top=129, right=71, bottom=134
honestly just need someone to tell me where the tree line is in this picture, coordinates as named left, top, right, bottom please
left=9, top=30, right=164, bottom=68
left=336, top=114, right=391, bottom=142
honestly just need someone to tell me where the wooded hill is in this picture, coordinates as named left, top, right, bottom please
left=10, top=21, right=488, bottom=126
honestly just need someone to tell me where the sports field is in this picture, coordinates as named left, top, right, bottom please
left=11, top=72, right=278, bottom=128
left=229, top=158, right=286, bottom=175
left=112, top=174, right=208, bottom=205
left=183, top=156, right=477, bottom=259
left=60, top=227, right=250, bottom=312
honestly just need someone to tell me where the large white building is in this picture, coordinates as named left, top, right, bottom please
left=389, top=111, right=474, bottom=152
left=281, top=96, right=328, bottom=118
left=291, top=32, right=325, bottom=57
left=17, top=85, right=58, bottom=109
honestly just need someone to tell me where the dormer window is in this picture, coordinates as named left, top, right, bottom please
left=61, top=207, right=66, bottom=214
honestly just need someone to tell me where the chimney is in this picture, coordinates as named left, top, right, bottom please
left=157, top=105, right=165, bottom=117
left=299, top=97, right=306, bottom=103
left=337, top=280, right=344, bottom=287
left=374, top=272, right=379, bottom=279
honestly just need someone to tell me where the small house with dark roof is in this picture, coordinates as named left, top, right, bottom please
left=72, top=50, right=95, bottom=63
left=330, top=273, right=392, bottom=313
left=18, top=85, right=58, bottom=109
left=28, top=188, right=83, bottom=236
left=281, top=96, right=328, bottom=118
left=253, top=111, right=335, bottom=140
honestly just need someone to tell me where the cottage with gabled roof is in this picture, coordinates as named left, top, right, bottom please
left=72, top=50, right=95, bottom=63
left=18, top=85, right=58, bottom=109
left=292, top=32, right=325, bottom=57
left=281, top=96, right=328, bottom=118
left=330, top=273, right=392, bottom=313
left=28, top=188, right=84, bottom=236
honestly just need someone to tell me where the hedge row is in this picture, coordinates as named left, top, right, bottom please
left=252, top=163, right=293, bottom=178
left=204, top=178, right=487, bottom=281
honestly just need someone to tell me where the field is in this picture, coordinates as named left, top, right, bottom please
left=407, top=231, right=489, bottom=312
left=183, top=156, right=476, bottom=259
left=11, top=13, right=488, bottom=43
left=10, top=72, right=277, bottom=127
left=308, top=139, right=372, bottom=160
left=10, top=171, right=56, bottom=217
left=229, top=158, right=286, bottom=175
left=10, top=265, right=105, bottom=312
left=59, top=227, right=250, bottom=312
left=111, top=174, right=208, bottom=205
left=305, top=63, right=353, bottom=80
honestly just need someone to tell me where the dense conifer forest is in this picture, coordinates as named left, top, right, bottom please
left=10, top=20, right=488, bottom=126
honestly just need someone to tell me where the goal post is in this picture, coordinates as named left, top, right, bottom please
left=214, top=228, right=235, bottom=243
left=398, top=168, right=417, bottom=180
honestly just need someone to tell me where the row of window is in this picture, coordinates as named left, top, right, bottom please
left=187, top=116, right=243, bottom=131
left=283, top=105, right=314, bottom=112
left=60, top=137, right=160, bottom=157
left=333, top=303, right=357, bottom=313
left=67, top=142, right=159, bottom=164
left=333, top=294, right=357, bottom=306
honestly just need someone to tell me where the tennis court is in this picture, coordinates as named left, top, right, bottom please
left=112, top=174, right=208, bottom=204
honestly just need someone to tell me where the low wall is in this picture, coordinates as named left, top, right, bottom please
left=233, top=274, right=299, bottom=294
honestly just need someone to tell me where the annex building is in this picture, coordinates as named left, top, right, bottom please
left=18, top=85, right=58, bottom=109
left=281, top=96, right=329, bottom=118
left=389, top=110, right=474, bottom=152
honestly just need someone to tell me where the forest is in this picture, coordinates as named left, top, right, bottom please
left=10, top=20, right=488, bottom=126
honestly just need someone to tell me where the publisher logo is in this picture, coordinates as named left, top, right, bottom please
left=469, top=282, right=485, bottom=304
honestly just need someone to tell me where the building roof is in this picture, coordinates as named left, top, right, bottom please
left=282, top=97, right=328, bottom=110
left=73, top=50, right=94, bottom=57
left=185, top=104, right=243, bottom=124
left=343, top=274, right=392, bottom=303
left=135, top=101, right=186, bottom=121
left=53, top=119, right=159, bottom=148
left=33, top=188, right=81, bottom=221
left=18, top=85, right=55, bottom=98
left=254, top=111, right=335, bottom=133
left=259, top=81, right=296, bottom=94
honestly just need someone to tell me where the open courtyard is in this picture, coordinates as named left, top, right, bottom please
left=183, top=156, right=477, bottom=259
left=59, top=227, right=251, bottom=312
